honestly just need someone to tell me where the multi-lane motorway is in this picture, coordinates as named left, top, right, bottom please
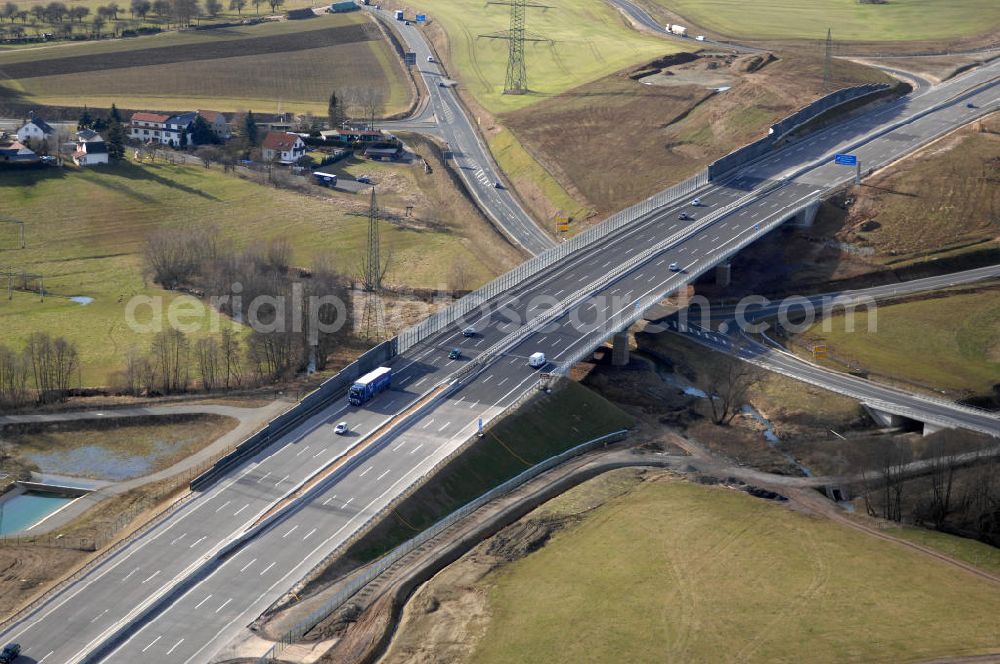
left=3, top=38, right=999, bottom=664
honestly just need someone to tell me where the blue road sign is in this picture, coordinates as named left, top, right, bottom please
left=834, top=153, right=858, bottom=166
left=416, top=13, right=426, bottom=22
left=404, top=51, right=416, bottom=65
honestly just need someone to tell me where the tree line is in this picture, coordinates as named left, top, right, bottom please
left=0, top=332, right=80, bottom=408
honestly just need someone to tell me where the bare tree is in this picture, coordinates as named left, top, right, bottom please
left=705, top=353, right=763, bottom=426
left=227, top=0, right=244, bottom=13
left=0, top=343, right=30, bottom=408
left=195, top=337, right=221, bottom=391
left=219, top=327, right=243, bottom=389
left=150, top=328, right=190, bottom=393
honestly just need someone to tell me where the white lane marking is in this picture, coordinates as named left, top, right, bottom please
left=259, top=562, right=276, bottom=576
left=257, top=472, right=271, bottom=484
left=189, top=536, right=206, bottom=548
left=313, top=449, right=325, bottom=458
left=295, top=445, right=310, bottom=457
left=376, top=468, right=391, bottom=481
left=421, top=419, right=435, bottom=429
left=90, top=609, right=109, bottom=623
left=409, top=442, right=424, bottom=455
left=275, top=475, right=289, bottom=487
left=303, top=528, right=317, bottom=541
left=194, top=595, right=213, bottom=609
left=482, top=374, right=494, bottom=383
left=438, top=421, right=451, bottom=432
left=240, top=558, right=257, bottom=573
left=214, top=500, right=231, bottom=513
left=39, top=651, right=54, bottom=663
left=142, top=636, right=161, bottom=653
left=122, top=568, right=138, bottom=582
left=282, top=525, right=298, bottom=538
left=359, top=466, right=372, bottom=477
left=497, top=377, right=509, bottom=387
left=322, top=494, right=337, bottom=506
left=169, top=533, right=186, bottom=545
left=342, top=497, right=354, bottom=509
left=141, top=570, right=160, bottom=584
left=166, top=639, right=185, bottom=655
left=392, top=440, right=408, bottom=452
left=215, top=598, right=232, bottom=613
left=233, top=504, right=249, bottom=516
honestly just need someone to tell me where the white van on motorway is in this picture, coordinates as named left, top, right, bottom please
left=529, top=352, right=546, bottom=368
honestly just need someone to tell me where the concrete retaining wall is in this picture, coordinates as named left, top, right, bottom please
left=708, top=83, right=890, bottom=181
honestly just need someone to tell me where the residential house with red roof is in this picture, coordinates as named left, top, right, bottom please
left=261, top=131, right=306, bottom=164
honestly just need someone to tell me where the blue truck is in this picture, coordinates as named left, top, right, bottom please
left=348, top=366, right=392, bottom=406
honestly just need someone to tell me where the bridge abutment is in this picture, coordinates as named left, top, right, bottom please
left=612, top=331, right=629, bottom=366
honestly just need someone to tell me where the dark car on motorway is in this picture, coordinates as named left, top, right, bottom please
left=0, top=643, right=20, bottom=664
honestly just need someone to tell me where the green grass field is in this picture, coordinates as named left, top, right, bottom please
left=411, top=0, right=685, bottom=113
left=650, top=0, right=1000, bottom=42
left=797, top=288, right=1000, bottom=396
left=0, top=160, right=505, bottom=385
left=0, top=14, right=411, bottom=115
left=471, top=478, right=1000, bottom=663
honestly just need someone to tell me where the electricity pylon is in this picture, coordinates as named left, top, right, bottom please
left=480, top=0, right=552, bottom=95
left=359, top=186, right=387, bottom=341
left=823, top=28, right=833, bottom=92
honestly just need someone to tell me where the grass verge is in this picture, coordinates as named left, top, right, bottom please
left=470, top=477, right=1000, bottom=663
left=795, top=286, right=1000, bottom=397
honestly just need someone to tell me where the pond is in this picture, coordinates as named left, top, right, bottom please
left=69, top=296, right=94, bottom=305
left=0, top=491, right=75, bottom=534
left=24, top=443, right=171, bottom=481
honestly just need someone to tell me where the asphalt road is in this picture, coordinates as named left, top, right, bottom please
left=370, top=8, right=556, bottom=255
left=2, top=55, right=998, bottom=664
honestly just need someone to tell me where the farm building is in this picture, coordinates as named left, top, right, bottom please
left=129, top=112, right=171, bottom=143
left=262, top=131, right=307, bottom=164
left=329, top=1, right=357, bottom=12
left=364, top=146, right=402, bottom=161
left=321, top=128, right=392, bottom=144
left=16, top=113, right=56, bottom=145
left=72, top=130, right=108, bottom=166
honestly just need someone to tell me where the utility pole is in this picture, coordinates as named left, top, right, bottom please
left=823, top=28, right=833, bottom=93
left=359, top=186, right=386, bottom=341
left=480, top=0, right=552, bottom=95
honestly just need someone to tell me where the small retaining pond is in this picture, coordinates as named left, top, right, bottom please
left=0, top=490, right=76, bottom=534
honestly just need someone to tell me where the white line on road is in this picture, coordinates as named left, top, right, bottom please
left=497, top=377, right=509, bottom=386
left=169, top=533, right=186, bottom=545
left=141, top=570, right=160, bottom=584
left=259, top=562, right=275, bottom=576
left=376, top=468, right=391, bottom=481
left=313, top=449, right=325, bottom=458
left=240, top=558, right=257, bottom=573
left=257, top=472, right=271, bottom=484
left=322, top=495, right=336, bottom=506
left=409, top=443, right=424, bottom=455
left=359, top=466, right=372, bottom=477
left=194, top=595, right=213, bottom=610
left=38, top=651, right=54, bottom=663
left=215, top=598, right=232, bottom=614
left=90, top=609, right=109, bottom=623
left=142, top=636, right=161, bottom=652
left=342, top=497, right=354, bottom=509
left=275, top=475, right=289, bottom=487
left=166, top=639, right=185, bottom=655
left=438, top=421, right=451, bottom=432
left=282, top=525, right=298, bottom=538
left=295, top=446, right=310, bottom=457
left=214, top=500, right=231, bottom=513
left=303, top=528, right=317, bottom=541
left=234, top=504, right=248, bottom=516
left=122, top=569, right=138, bottom=582
left=421, top=419, right=435, bottom=429
left=189, top=536, right=206, bottom=548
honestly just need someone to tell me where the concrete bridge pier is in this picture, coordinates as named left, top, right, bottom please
left=611, top=331, right=629, bottom=366
left=788, top=200, right=821, bottom=227
left=864, top=404, right=907, bottom=428
left=715, top=262, right=732, bottom=287
left=922, top=422, right=948, bottom=437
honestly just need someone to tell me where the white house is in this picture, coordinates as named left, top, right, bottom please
left=15, top=114, right=56, bottom=146
left=128, top=111, right=171, bottom=143
left=262, top=131, right=306, bottom=164
left=72, top=129, right=108, bottom=166
left=128, top=111, right=198, bottom=147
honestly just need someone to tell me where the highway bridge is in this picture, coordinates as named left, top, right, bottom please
left=2, top=49, right=999, bottom=664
